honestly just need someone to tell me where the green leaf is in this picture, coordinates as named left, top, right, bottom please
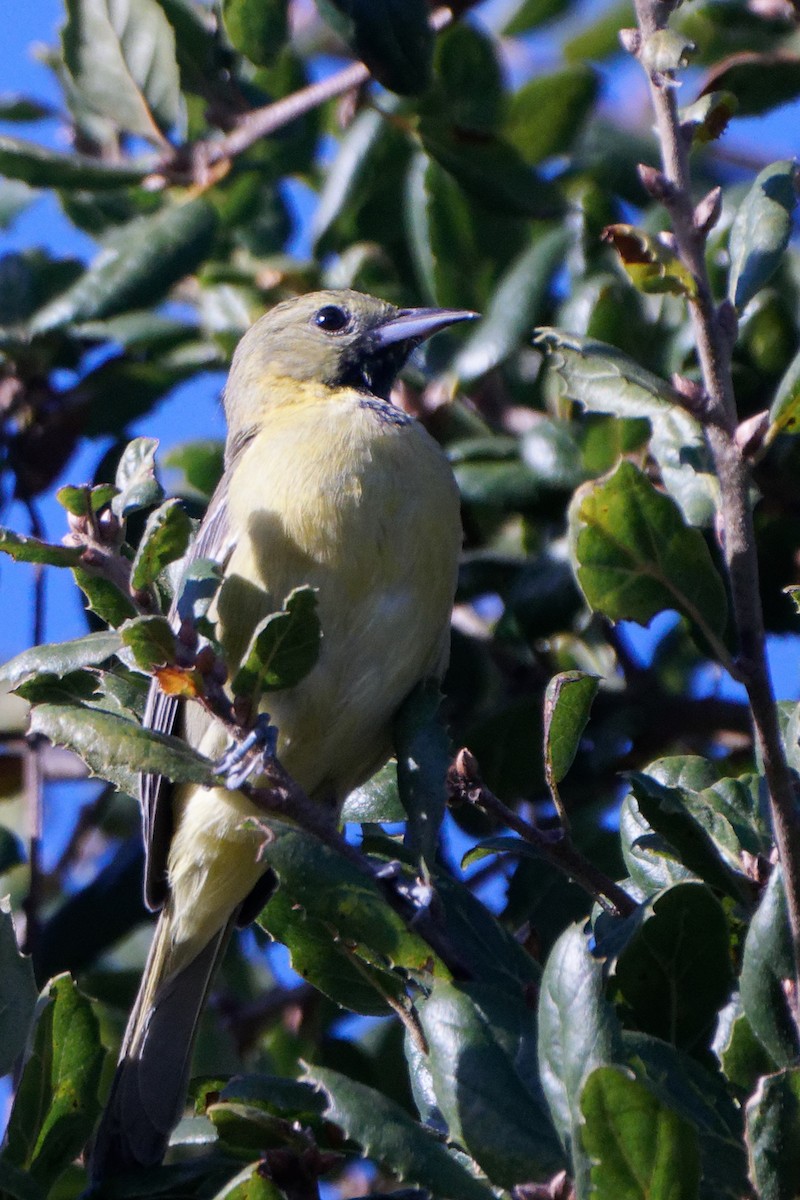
left=626, top=769, right=754, bottom=900
left=0, top=1161, right=45, bottom=1200
left=0, top=96, right=55, bottom=122
left=164, top=439, right=225, bottom=501
left=569, top=461, right=728, bottom=647
left=130, top=498, right=192, bottom=590
left=419, top=979, right=564, bottom=1186
left=698, top=52, right=800, bottom=118
left=580, top=1066, right=701, bottom=1200
left=619, top=792, right=696, bottom=892
left=55, top=483, right=118, bottom=516
left=232, top=586, right=321, bottom=698
left=222, top=0, right=287, bottom=66
left=119, top=614, right=178, bottom=670
left=0, top=528, right=82, bottom=568
left=113, top=436, right=163, bottom=518
left=536, top=328, right=717, bottom=527
left=0, top=898, right=37, bottom=1077
left=72, top=568, right=139, bottom=627
left=623, top=1032, right=748, bottom=1198
left=302, top=1065, right=495, bottom=1200
left=768, top=343, right=800, bottom=442
left=0, top=134, right=150, bottom=188
left=62, top=0, right=181, bottom=140
left=419, top=118, right=565, bottom=220
left=679, top=91, right=738, bottom=145
left=341, top=760, right=405, bottom=823
left=564, top=1, right=635, bottom=62
left=3, top=975, right=104, bottom=1188
left=208, top=1161, right=282, bottom=1200
left=393, top=681, right=449, bottom=868
left=503, top=0, right=570, bottom=34
left=612, top=882, right=733, bottom=1050
left=728, top=160, right=798, bottom=310
left=543, top=670, right=599, bottom=787
left=714, top=994, right=775, bottom=1092
left=316, top=0, right=433, bottom=95
left=745, top=1068, right=800, bottom=1200
left=741, top=866, right=799, bottom=1066
left=538, top=921, right=620, bottom=1192
left=431, top=22, right=503, bottom=134
left=0, top=631, right=122, bottom=689
left=28, top=703, right=217, bottom=795
left=30, top=198, right=218, bottom=333
left=452, top=228, right=570, bottom=380
left=505, top=66, right=598, bottom=164
left=603, top=223, right=697, bottom=297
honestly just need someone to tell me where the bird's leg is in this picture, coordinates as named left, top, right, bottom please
left=214, top=713, right=279, bottom=790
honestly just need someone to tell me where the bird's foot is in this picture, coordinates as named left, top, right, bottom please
left=214, top=714, right=278, bottom=790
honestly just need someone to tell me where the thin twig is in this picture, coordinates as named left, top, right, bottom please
left=21, top=500, right=46, bottom=955
left=629, top=0, right=800, bottom=1032
left=448, top=748, right=637, bottom=919
left=150, top=6, right=459, bottom=186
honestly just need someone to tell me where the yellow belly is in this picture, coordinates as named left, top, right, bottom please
left=167, top=395, right=461, bottom=951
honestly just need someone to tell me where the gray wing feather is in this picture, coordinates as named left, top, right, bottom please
left=141, top=475, right=234, bottom=910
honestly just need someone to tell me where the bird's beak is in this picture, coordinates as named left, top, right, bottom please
left=373, top=307, right=479, bottom=348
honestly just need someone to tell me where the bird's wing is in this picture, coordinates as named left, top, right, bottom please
left=141, top=473, right=235, bottom=911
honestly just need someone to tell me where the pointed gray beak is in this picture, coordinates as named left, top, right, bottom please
left=374, top=307, right=479, bottom=348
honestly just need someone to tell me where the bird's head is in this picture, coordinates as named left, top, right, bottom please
left=224, top=289, right=477, bottom=425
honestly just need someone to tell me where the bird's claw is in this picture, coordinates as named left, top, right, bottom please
left=214, top=714, right=278, bottom=790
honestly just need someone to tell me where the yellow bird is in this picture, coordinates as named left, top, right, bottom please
left=90, top=289, right=474, bottom=1178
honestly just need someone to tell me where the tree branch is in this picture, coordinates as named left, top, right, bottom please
left=629, top=0, right=800, bottom=1032
left=448, top=749, right=637, bottom=919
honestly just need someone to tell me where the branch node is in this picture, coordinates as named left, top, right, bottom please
left=693, top=186, right=723, bottom=237
left=637, top=162, right=677, bottom=204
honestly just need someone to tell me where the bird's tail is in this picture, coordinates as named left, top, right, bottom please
left=89, top=905, right=233, bottom=1183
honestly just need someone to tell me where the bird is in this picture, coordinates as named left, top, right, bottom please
left=89, top=289, right=476, bottom=1180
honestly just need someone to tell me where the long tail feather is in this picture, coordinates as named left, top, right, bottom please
left=90, top=910, right=233, bottom=1182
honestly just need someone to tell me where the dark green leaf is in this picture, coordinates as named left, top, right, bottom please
left=62, top=0, right=182, bottom=140
left=393, top=681, right=449, bottom=868
left=231, top=586, right=321, bottom=698
left=222, top=0, right=287, bottom=66
left=538, top=921, right=620, bottom=1192
left=419, top=979, right=564, bottom=1186
left=612, top=882, right=732, bottom=1049
left=569, top=461, right=728, bottom=645
left=0, top=96, right=55, bottom=122
left=119, top=615, right=178, bottom=670
left=419, top=119, right=565, bottom=220
left=543, top=671, right=599, bottom=787
left=302, top=1065, right=494, bottom=1200
left=580, top=1066, right=701, bottom=1200
left=113, top=436, right=164, bottom=518
left=679, top=91, right=738, bottom=145
left=741, top=866, right=799, bottom=1066
left=768, top=344, right=800, bottom=442
left=15, top=670, right=101, bottom=707
left=505, top=66, right=598, bottom=164
left=0, top=899, right=37, bottom=1077
left=207, top=1161, right=282, bottom=1199
left=341, top=760, right=405, bottom=823
left=432, top=23, right=503, bottom=133
left=316, top=0, right=433, bottom=95
left=745, top=1068, right=800, bottom=1200
left=0, top=1161, right=45, bottom=1200
left=30, top=198, right=218, bottom=333
left=453, top=229, right=570, bottom=380
left=603, top=223, right=697, bottom=297
left=0, top=135, right=150, bottom=188
left=28, top=703, right=216, bottom=794
left=130, top=498, right=192, bottom=590
left=3, top=975, right=104, bottom=1188
left=0, top=528, right=82, bottom=568
left=698, top=52, right=800, bottom=118
left=75, top=352, right=219, bottom=438
left=564, top=1, right=635, bottom=62
left=728, top=160, right=798, bottom=310
left=714, top=995, right=776, bottom=1092
left=0, top=631, right=121, bottom=689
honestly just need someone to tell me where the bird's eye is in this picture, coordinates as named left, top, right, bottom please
left=314, top=304, right=350, bottom=333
